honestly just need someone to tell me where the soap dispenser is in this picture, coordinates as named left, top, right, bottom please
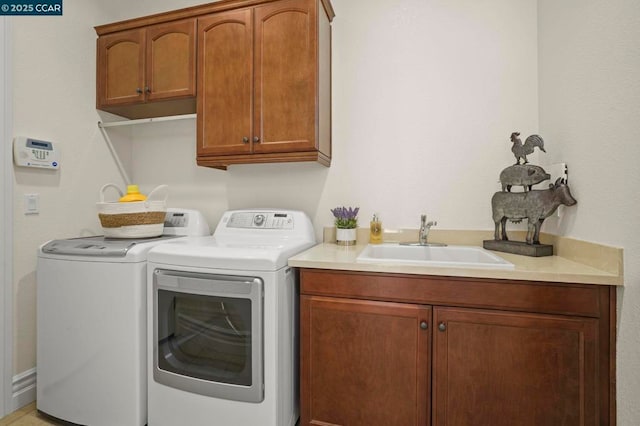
left=370, top=213, right=383, bottom=244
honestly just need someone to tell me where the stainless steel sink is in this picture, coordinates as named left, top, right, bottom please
left=356, top=243, right=514, bottom=270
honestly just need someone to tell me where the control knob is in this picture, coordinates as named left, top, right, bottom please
left=254, top=214, right=266, bottom=227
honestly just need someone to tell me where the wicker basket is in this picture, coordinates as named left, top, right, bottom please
left=96, top=184, right=168, bottom=238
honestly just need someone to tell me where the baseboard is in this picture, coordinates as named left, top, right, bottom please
left=11, top=368, right=35, bottom=411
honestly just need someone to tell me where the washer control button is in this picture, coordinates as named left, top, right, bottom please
left=253, top=214, right=266, bottom=227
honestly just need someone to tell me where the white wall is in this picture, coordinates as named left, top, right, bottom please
left=10, top=0, right=538, bottom=375
left=125, top=0, right=539, bottom=235
left=9, top=0, right=538, bottom=384
left=1, top=16, right=12, bottom=417
left=538, top=0, right=640, bottom=423
left=9, top=0, right=639, bottom=423
left=11, top=0, right=129, bottom=374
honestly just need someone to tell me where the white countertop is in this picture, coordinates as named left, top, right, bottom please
left=288, top=241, right=623, bottom=286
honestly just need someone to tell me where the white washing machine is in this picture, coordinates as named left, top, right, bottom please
left=36, top=208, right=210, bottom=426
left=146, top=209, right=316, bottom=426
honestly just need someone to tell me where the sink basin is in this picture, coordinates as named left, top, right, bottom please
left=356, top=244, right=514, bottom=270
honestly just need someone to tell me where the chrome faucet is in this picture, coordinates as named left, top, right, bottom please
left=418, top=214, right=437, bottom=245
left=399, top=214, right=445, bottom=246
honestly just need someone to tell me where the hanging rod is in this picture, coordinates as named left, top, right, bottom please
left=98, top=113, right=196, bottom=128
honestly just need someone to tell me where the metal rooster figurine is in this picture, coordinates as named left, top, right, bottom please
left=510, top=132, right=546, bottom=165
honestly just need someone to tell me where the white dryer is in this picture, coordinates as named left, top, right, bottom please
left=146, top=209, right=316, bottom=426
left=36, top=209, right=210, bottom=426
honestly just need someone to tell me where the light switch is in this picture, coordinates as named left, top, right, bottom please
left=24, top=194, right=39, bottom=215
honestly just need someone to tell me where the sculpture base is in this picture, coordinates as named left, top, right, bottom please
left=483, top=240, right=553, bottom=257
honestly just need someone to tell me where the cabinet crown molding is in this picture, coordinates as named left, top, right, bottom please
left=95, top=0, right=334, bottom=36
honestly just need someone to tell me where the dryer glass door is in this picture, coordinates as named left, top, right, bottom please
left=153, top=270, right=264, bottom=403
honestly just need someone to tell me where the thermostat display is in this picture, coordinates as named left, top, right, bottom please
left=13, top=136, right=60, bottom=169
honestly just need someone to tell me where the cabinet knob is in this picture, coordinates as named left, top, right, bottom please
left=253, top=136, right=261, bottom=143
left=242, top=136, right=249, bottom=143
left=438, top=322, right=446, bottom=332
left=136, top=87, right=143, bottom=94
left=145, top=86, right=151, bottom=93
left=420, top=321, right=428, bottom=330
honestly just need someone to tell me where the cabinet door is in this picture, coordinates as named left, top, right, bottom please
left=146, top=19, right=196, bottom=101
left=253, top=0, right=317, bottom=154
left=301, top=296, right=431, bottom=426
left=197, top=10, right=253, bottom=156
left=432, top=307, right=598, bottom=426
left=96, top=28, right=145, bottom=107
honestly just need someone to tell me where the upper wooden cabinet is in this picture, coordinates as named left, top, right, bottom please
left=95, top=0, right=333, bottom=168
left=196, top=0, right=333, bottom=169
left=96, top=19, right=196, bottom=119
left=146, top=20, right=196, bottom=102
left=196, top=10, right=253, bottom=157
left=96, top=28, right=144, bottom=108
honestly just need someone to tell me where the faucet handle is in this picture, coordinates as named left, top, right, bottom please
left=421, top=214, right=427, bottom=225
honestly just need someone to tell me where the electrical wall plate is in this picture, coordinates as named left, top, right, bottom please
left=24, top=194, right=39, bottom=215
left=13, top=136, right=60, bottom=169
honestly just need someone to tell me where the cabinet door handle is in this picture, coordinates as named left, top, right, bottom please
left=136, top=87, right=143, bottom=94
left=420, top=321, right=428, bottom=330
left=438, top=322, right=446, bottom=332
left=145, top=86, right=151, bottom=93
left=242, top=137, right=249, bottom=143
left=253, top=136, right=261, bottom=143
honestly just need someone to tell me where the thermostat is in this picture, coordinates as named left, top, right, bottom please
left=13, top=136, right=60, bottom=169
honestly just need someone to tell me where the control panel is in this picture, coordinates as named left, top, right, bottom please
left=13, top=136, right=60, bottom=169
left=161, top=208, right=211, bottom=237
left=164, top=211, right=190, bottom=228
left=227, top=212, right=294, bottom=229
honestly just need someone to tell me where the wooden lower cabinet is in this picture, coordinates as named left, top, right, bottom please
left=299, top=269, right=615, bottom=426
left=432, top=307, right=598, bottom=426
left=301, top=296, right=431, bottom=426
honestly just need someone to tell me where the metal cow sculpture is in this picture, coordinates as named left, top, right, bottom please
left=492, top=178, right=577, bottom=244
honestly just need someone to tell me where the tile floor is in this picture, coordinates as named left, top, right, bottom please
left=0, top=403, right=62, bottom=426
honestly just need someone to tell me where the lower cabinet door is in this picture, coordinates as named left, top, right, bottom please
left=301, top=296, right=431, bottom=426
left=432, top=307, right=598, bottom=426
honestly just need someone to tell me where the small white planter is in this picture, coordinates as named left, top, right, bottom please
left=336, top=228, right=357, bottom=246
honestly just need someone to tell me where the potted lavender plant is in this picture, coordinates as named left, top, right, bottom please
left=331, top=206, right=359, bottom=246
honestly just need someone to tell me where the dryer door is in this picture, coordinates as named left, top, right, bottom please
left=152, top=269, right=264, bottom=403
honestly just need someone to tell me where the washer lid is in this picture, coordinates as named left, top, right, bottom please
left=41, top=235, right=180, bottom=258
left=147, top=236, right=316, bottom=271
